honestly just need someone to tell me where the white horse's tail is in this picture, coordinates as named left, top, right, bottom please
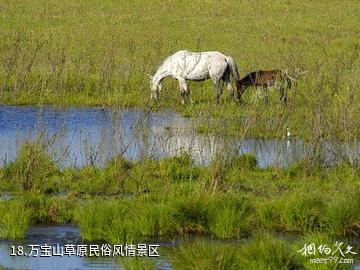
left=225, top=56, right=241, bottom=91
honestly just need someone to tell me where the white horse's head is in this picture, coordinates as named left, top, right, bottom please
left=150, top=85, right=158, bottom=100
left=149, top=74, right=161, bottom=100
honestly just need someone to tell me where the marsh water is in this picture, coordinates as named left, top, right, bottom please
left=0, top=225, right=169, bottom=270
left=0, top=105, right=358, bottom=168
left=0, top=225, right=359, bottom=270
left=0, top=106, right=360, bottom=269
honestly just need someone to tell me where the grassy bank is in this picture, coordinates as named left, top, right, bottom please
left=0, top=1, right=360, bottom=139
left=115, top=232, right=359, bottom=269
left=170, top=233, right=360, bottom=270
left=1, top=2, right=359, bottom=268
left=0, top=143, right=359, bottom=243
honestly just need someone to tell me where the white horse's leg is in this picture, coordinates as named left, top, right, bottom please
left=187, top=89, right=194, bottom=104
left=210, top=63, right=227, bottom=103
left=150, top=82, right=159, bottom=100
left=183, top=81, right=193, bottom=104
left=178, top=78, right=190, bottom=105
left=213, top=79, right=222, bottom=103
left=151, top=77, right=164, bottom=100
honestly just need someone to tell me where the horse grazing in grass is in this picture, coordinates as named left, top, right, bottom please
left=238, top=69, right=295, bottom=104
left=150, top=50, right=241, bottom=104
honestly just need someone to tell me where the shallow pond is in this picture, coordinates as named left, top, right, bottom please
left=0, top=106, right=358, bottom=168
left=0, top=225, right=359, bottom=270
left=0, top=225, right=155, bottom=270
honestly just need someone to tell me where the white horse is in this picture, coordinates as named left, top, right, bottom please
left=150, top=50, right=241, bottom=104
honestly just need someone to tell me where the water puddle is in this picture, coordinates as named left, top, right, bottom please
left=0, top=225, right=118, bottom=270
left=0, top=225, right=359, bottom=270
left=0, top=105, right=358, bottom=168
left=0, top=225, right=174, bottom=270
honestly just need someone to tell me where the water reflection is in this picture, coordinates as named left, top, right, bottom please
left=0, top=225, right=173, bottom=270
left=0, top=106, right=358, bottom=168
left=0, top=225, right=358, bottom=270
left=0, top=225, right=120, bottom=270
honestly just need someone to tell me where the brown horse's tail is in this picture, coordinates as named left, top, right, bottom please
left=225, top=56, right=242, bottom=97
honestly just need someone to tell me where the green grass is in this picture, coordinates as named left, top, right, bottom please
left=172, top=233, right=358, bottom=270
left=326, top=191, right=360, bottom=237
left=238, top=233, right=304, bottom=270
left=74, top=198, right=134, bottom=242
left=0, top=146, right=359, bottom=242
left=0, top=201, right=32, bottom=239
left=118, top=257, right=155, bottom=270
left=172, top=234, right=304, bottom=270
left=20, top=192, right=75, bottom=224
left=172, top=240, right=241, bottom=270
left=0, top=142, right=59, bottom=193
left=294, top=233, right=358, bottom=270
left=0, top=0, right=360, bottom=139
left=0, top=150, right=359, bottom=269
left=208, top=195, right=255, bottom=238
left=0, top=2, right=359, bottom=268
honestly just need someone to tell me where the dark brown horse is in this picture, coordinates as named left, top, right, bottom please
left=237, top=70, right=293, bottom=103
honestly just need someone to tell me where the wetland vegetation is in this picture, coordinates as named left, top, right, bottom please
left=0, top=0, right=360, bottom=269
left=1, top=144, right=359, bottom=241
left=0, top=143, right=359, bottom=268
left=0, top=0, right=360, bottom=139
